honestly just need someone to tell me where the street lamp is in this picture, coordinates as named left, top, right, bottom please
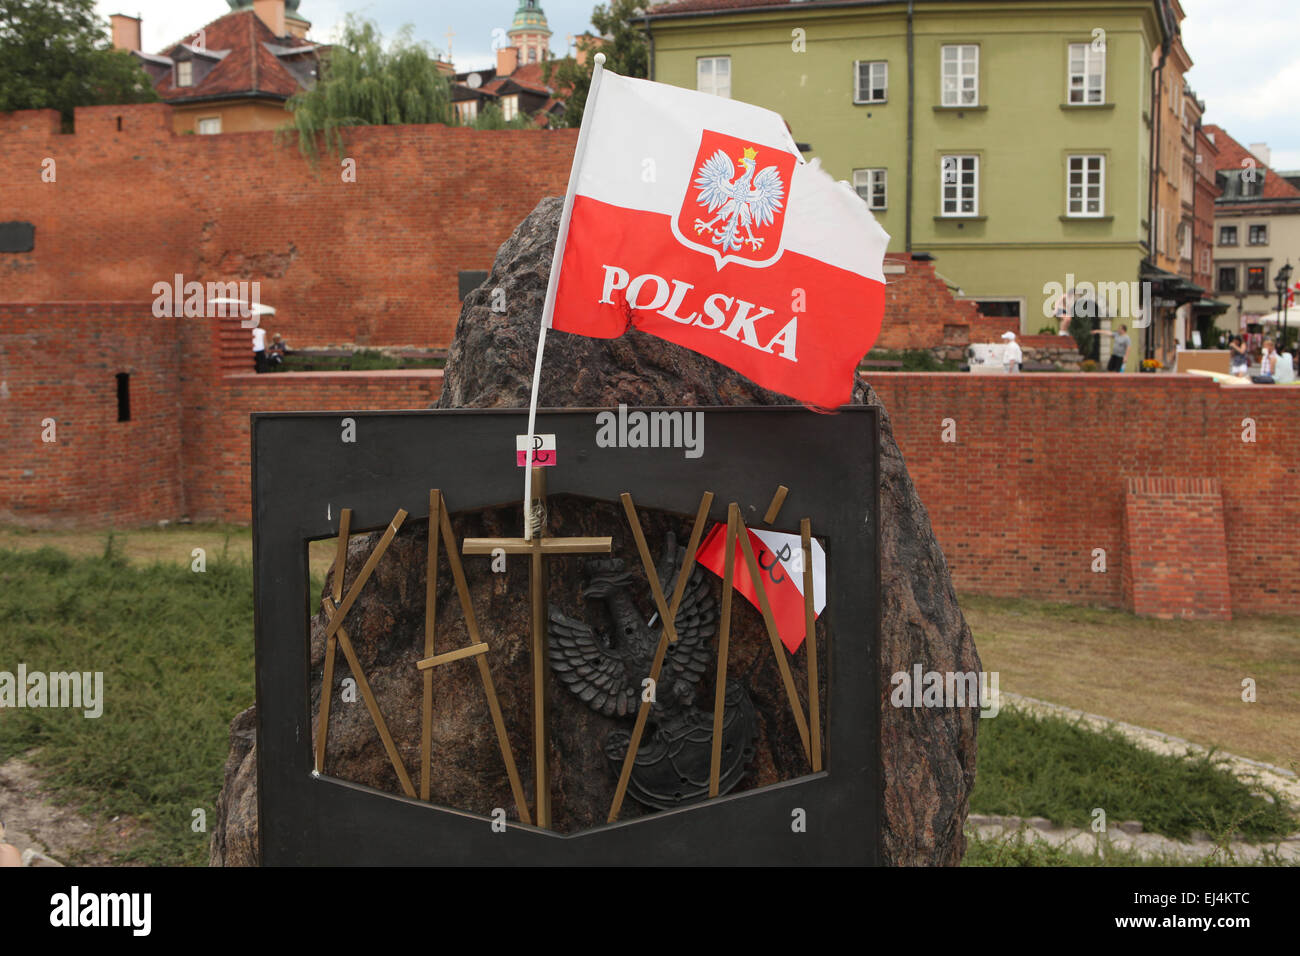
left=1279, top=261, right=1289, bottom=351
left=1275, top=261, right=1293, bottom=351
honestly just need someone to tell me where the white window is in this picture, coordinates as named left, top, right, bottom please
left=1067, top=42, right=1104, bottom=104
left=941, top=45, right=978, bottom=106
left=502, top=95, right=519, bottom=121
left=854, top=61, right=887, bottom=103
left=941, top=155, right=978, bottom=216
left=697, top=57, right=731, bottom=98
left=196, top=116, right=221, bottom=135
left=1066, top=155, right=1104, bottom=216
left=176, top=60, right=193, bottom=87
left=853, top=168, right=887, bottom=209
left=459, top=100, right=478, bottom=122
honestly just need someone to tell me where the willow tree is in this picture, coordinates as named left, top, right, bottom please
left=287, top=15, right=453, bottom=160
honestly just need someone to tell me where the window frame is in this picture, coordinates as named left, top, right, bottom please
left=852, top=168, right=888, bottom=210
left=176, top=60, right=193, bottom=88
left=501, top=94, right=519, bottom=122
left=196, top=116, right=222, bottom=135
left=1066, top=42, right=1105, bottom=105
left=1245, top=265, right=1268, bottom=293
left=940, top=44, right=979, bottom=107
left=1219, top=225, right=1238, bottom=246
left=697, top=56, right=732, bottom=99
left=940, top=154, right=979, bottom=217
left=1248, top=224, right=1268, bottom=246
left=853, top=60, right=888, bottom=104
left=1217, top=265, right=1238, bottom=293
left=1065, top=153, right=1105, bottom=217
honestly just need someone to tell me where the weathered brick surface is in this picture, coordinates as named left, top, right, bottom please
left=1121, top=477, right=1230, bottom=620
left=0, top=302, right=442, bottom=527
left=866, top=372, right=1297, bottom=616
left=0, top=105, right=578, bottom=348
left=3, top=304, right=1292, bottom=617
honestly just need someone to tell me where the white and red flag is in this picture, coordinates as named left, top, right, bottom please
left=695, top=524, right=826, bottom=653
left=539, top=59, right=890, bottom=411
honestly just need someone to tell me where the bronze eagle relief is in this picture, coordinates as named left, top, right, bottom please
left=548, top=531, right=757, bottom=810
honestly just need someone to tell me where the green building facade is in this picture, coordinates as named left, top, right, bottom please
left=645, top=0, right=1170, bottom=335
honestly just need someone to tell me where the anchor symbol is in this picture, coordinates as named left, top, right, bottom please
left=757, top=543, right=791, bottom=585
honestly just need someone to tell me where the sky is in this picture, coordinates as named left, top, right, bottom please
left=96, top=0, right=1300, bottom=169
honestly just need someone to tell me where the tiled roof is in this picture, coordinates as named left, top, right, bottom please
left=145, top=9, right=319, bottom=103
left=1203, top=124, right=1300, bottom=201
left=647, top=0, right=859, bottom=16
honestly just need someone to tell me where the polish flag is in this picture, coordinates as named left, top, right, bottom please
left=541, top=63, right=890, bottom=410
left=695, top=524, right=826, bottom=653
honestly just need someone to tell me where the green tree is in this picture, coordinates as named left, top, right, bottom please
left=467, top=101, right=534, bottom=131
left=0, top=0, right=158, bottom=130
left=287, top=15, right=454, bottom=159
left=544, top=0, right=650, bottom=128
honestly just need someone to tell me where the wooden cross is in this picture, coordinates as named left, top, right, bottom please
left=462, top=467, right=611, bottom=829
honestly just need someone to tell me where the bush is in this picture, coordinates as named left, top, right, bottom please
left=1081, top=359, right=1098, bottom=372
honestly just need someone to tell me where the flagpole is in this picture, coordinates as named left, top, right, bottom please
left=523, top=52, right=607, bottom=539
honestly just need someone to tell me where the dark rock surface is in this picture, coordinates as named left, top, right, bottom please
left=211, top=197, right=980, bottom=866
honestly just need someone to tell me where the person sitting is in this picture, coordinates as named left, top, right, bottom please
left=1252, top=339, right=1279, bottom=384
left=268, top=333, right=288, bottom=370
left=1275, top=348, right=1295, bottom=384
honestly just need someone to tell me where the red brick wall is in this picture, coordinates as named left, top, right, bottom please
left=0, top=104, right=577, bottom=349
left=0, top=302, right=186, bottom=526
left=1, top=302, right=442, bottom=527
left=6, top=302, right=1294, bottom=618
left=182, top=371, right=444, bottom=523
left=867, top=372, right=1298, bottom=615
left=1121, top=477, right=1230, bottom=620
left=879, top=254, right=984, bottom=350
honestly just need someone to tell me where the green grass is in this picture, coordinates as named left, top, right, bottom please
left=862, top=348, right=962, bottom=372
left=280, top=348, right=444, bottom=372
left=973, top=706, right=1296, bottom=843
left=0, top=543, right=257, bottom=865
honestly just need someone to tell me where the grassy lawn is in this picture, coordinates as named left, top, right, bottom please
left=961, top=593, right=1300, bottom=770
left=972, top=706, right=1294, bottom=842
left=0, top=544, right=256, bottom=865
left=0, top=524, right=337, bottom=582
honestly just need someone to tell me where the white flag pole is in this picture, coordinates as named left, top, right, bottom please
left=523, top=52, right=608, bottom=539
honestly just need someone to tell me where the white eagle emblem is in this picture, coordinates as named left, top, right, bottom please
left=691, top=146, right=786, bottom=254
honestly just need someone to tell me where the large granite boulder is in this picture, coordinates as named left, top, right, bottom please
left=211, top=197, right=981, bottom=866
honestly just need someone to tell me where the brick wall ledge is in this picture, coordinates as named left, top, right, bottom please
left=860, top=371, right=1220, bottom=386
left=225, top=369, right=445, bottom=382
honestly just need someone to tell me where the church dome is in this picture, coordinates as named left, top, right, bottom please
left=509, top=0, right=552, bottom=36
left=227, top=0, right=302, bottom=11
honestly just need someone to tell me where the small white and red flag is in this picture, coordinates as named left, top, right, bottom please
left=539, top=60, right=890, bottom=411
left=695, top=524, right=826, bottom=653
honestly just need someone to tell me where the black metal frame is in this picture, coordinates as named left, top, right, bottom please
left=251, top=406, right=881, bottom=865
